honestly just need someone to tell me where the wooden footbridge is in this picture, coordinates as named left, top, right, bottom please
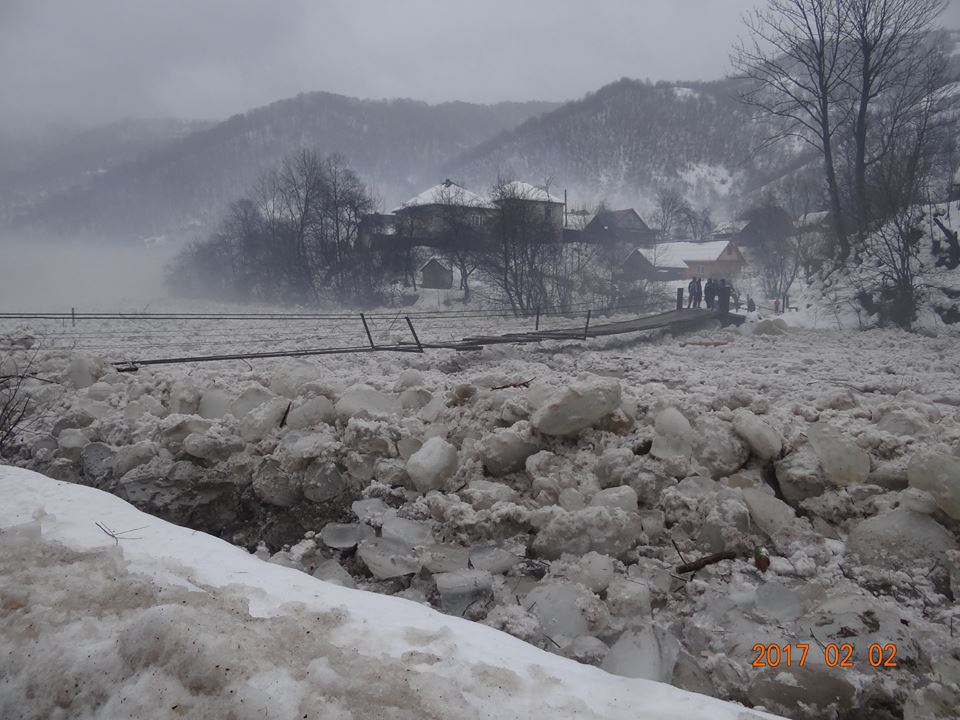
left=103, top=307, right=741, bottom=371
left=0, top=305, right=742, bottom=371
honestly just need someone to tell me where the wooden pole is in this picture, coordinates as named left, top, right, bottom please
left=535, top=306, right=541, bottom=331
left=71, top=307, right=76, bottom=327
left=405, top=316, right=423, bottom=353
left=583, top=310, right=592, bottom=340
left=360, top=313, right=375, bottom=349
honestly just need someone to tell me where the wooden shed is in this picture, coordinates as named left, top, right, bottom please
left=420, top=258, right=454, bottom=289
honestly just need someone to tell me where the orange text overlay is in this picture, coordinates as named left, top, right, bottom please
left=752, top=642, right=898, bottom=669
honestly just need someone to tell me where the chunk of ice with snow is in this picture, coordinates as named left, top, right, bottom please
left=80, top=442, right=115, bottom=482
left=357, top=537, right=420, bottom=579
left=650, top=407, right=695, bottom=460
left=732, top=410, right=782, bottom=461
left=529, top=376, right=621, bottom=436
left=252, top=459, right=302, bottom=507
left=400, top=388, right=432, bottom=410
left=381, top=517, right=434, bottom=547
left=352, top=497, right=388, bottom=522
left=589, top=486, right=638, bottom=513
left=847, top=508, right=957, bottom=567
left=435, top=569, right=493, bottom=616
left=286, top=396, right=334, bottom=429
left=405, top=437, right=458, bottom=493
left=524, top=582, right=598, bottom=641
left=907, top=451, right=960, bottom=520
left=601, top=626, right=680, bottom=682
left=301, top=460, right=346, bottom=503
left=311, top=559, right=356, bottom=588
left=420, top=544, right=470, bottom=573
left=533, top=507, right=642, bottom=560
left=567, top=552, right=616, bottom=593
left=67, top=356, right=102, bottom=389
left=605, top=577, right=652, bottom=616
left=477, top=428, right=538, bottom=477
left=740, top=487, right=799, bottom=542
left=335, top=386, right=401, bottom=420
left=197, top=388, right=232, bottom=419
left=57, top=428, right=87, bottom=459
left=469, top=544, right=519, bottom=574
left=320, top=523, right=376, bottom=549
left=232, top=385, right=275, bottom=417
left=807, top=423, right=870, bottom=486
left=112, top=441, right=157, bottom=477
left=239, top=397, right=290, bottom=442
left=693, top=416, right=749, bottom=479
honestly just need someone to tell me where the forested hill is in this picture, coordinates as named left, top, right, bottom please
left=0, top=117, right=210, bottom=225
left=442, top=77, right=797, bottom=214
left=12, top=93, right=560, bottom=240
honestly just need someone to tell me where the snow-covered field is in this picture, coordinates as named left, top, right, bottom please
left=2, top=306, right=960, bottom=719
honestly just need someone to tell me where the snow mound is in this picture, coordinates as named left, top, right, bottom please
left=0, top=466, right=780, bottom=720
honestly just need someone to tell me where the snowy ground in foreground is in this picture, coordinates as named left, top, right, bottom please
left=0, top=466, right=776, bottom=720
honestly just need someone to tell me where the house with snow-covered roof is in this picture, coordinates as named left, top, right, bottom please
left=492, top=181, right=565, bottom=232
left=712, top=206, right=795, bottom=248
left=618, top=240, right=746, bottom=281
left=360, top=179, right=496, bottom=251
left=583, top=208, right=658, bottom=247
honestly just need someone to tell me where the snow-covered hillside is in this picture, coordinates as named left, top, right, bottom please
left=0, top=466, right=777, bottom=720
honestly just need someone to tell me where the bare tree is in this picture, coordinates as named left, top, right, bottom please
left=431, top=183, right=489, bottom=302
left=853, top=207, right=927, bottom=327
left=478, top=179, right=561, bottom=314
left=681, top=205, right=714, bottom=242
left=843, top=0, right=948, bottom=239
left=654, top=187, right=690, bottom=240
left=0, top=348, right=46, bottom=459
left=166, top=151, right=377, bottom=305
left=849, top=57, right=954, bottom=329
left=734, top=0, right=854, bottom=258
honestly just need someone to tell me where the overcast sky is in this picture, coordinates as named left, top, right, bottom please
left=1, top=0, right=958, bottom=135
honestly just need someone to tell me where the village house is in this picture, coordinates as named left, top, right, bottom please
left=712, top=206, right=795, bottom=248
left=360, top=179, right=564, bottom=252
left=390, top=179, right=496, bottom=248
left=494, top=181, right=565, bottom=226
left=582, top=208, right=658, bottom=247
left=617, top=239, right=746, bottom=281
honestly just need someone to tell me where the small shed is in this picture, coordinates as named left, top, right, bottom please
left=420, top=258, right=454, bottom=290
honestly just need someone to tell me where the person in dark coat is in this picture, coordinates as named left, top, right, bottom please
left=717, top=279, right=731, bottom=314
left=704, top=278, right=717, bottom=309
left=693, top=277, right=703, bottom=308
left=687, top=277, right=697, bottom=309
left=747, top=296, right=756, bottom=312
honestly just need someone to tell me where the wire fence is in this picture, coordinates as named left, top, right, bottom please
left=0, top=297, right=679, bottom=370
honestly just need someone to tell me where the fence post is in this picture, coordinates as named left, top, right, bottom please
left=71, top=307, right=76, bottom=327
left=676, top=288, right=683, bottom=311
left=535, top=306, right=541, bottom=332
left=583, top=310, right=592, bottom=340
left=405, top=316, right=424, bottom=353
left=360, top=313, right=375, bottom=349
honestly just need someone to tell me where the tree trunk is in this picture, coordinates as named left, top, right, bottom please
left=854, top=48, right=872, bottom=243
left=822, top=121, right=848, bottom=261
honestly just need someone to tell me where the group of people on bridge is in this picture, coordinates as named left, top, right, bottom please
left=685, top=277, right=741, bottom=313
